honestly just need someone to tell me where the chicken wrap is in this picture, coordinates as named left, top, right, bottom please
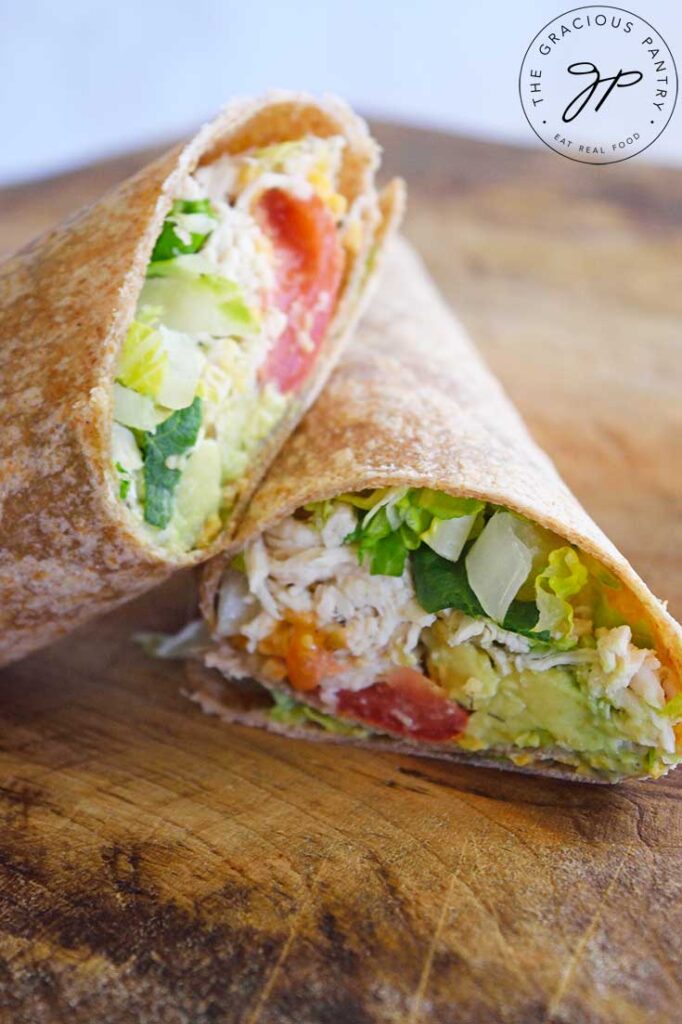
left=182, top=237, right=682, bottom=782
left=0, top=92, right=403, bottom=665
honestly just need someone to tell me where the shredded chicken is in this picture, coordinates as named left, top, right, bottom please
left=216, top=504, right=434, bottom=696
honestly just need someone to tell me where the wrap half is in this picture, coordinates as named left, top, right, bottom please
left=0, top=91, right=403, bottom=665
left=187, top=237, right=682, bottom=782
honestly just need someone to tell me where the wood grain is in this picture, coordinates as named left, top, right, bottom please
left=0, top=121, right=681, bottom=1023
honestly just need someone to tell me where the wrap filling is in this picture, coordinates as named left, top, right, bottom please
left=204, top=488, right=682, bottom=778
left=112, top=136, right=360, bottom=552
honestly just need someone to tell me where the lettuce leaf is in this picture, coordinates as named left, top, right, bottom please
left=117, top=318, right=203, bottom=411
left=533, top=546, right=588, bottom=641
left=412, top=544, right=483, bottom=616
left=344, top=498, right=416, bottom=577
left=415, top=489, right=484, bottom=520
left=403, top=504, right=432, bottom=536
left=137, top=619, right=209, bottom=659
left=371, top=531, right=409, bottom=576
left=115, top=462, right=131, bottom=500
left=269, top=691, right=369, bottom=737
left=151, top=198, right=217, bottom=262
left=503, top=601, right=549, bottom=639
left=342, top=490, right=580, bottom=645
left=113, top=382, right=163, bottom=431
left=344, top=488, right=482, bottom=577
left=141, top=397, right=202, bottom=528
left=302, top=499, right=335, bottom=531
left=411, top=545, right=550, bottom=640
left=117, top=320, right=168, bottom=397
left=337, top=489, right=390, bottom=510
left=141, top=257, right=257, bottom=337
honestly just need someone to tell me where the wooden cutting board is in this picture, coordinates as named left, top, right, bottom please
left=1, top=122, right=681, bottom=1024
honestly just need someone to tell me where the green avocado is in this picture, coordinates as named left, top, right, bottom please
left=424, top=632, right=676, bottom=777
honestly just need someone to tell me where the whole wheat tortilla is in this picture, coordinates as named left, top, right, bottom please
left=192, top=236, right=682, bottom=781
left=0, top=91, right=404, bottom=666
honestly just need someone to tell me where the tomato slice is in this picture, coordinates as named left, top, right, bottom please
left=256, top=188, right=344, bottom=393
left=336, top=667, right=468, bottom=742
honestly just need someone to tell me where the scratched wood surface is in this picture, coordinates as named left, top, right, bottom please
left=0, top=123, right=681, bottom=1024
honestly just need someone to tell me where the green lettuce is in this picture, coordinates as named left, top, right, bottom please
left=344, top=488, right=483, bottom=577
left=415, top=490, right=484, bottom=520
left=303, top=499, right=337, bottom=528
left=117, top=320, right=167, bottom=397
left=533, top=546, right=588, bottom=642
left=151, top=198, right=217, bottom=262
left=412, top=544, right=483, bottom=617
left=269, top=691, right=369, bottom=737
left=411, top=544, right=550, bottom=641
left=115, top=462, right=131, bottom=500
left=340, top=489, right=590, bottom=647
left=113, top=382, right=162, bottom=431
left=345, top=503, right=405, bottom=576
left=116, top=318, right=204, bottom=411
left=141, top=256, right=257, bottom=337
left=336, top=489, right=390, bottom=510
left=140, top=397, right=202, bottom=528
left=371, top=530, right=411, bottom=576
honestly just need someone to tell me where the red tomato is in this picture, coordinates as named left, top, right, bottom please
left=256, top=188, right=344, bottom=393
left=336, top=667, right=468, bottom=742
left=286, top=626, right=340, bottom=693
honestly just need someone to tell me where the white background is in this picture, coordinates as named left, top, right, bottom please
left=1, top=0, right=680, bottom=184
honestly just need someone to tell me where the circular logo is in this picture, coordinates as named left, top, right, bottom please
left=519, top=6, right=678, bottom=164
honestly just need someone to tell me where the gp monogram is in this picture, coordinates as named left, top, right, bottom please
left=519, top=6, right=678, bottom=164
